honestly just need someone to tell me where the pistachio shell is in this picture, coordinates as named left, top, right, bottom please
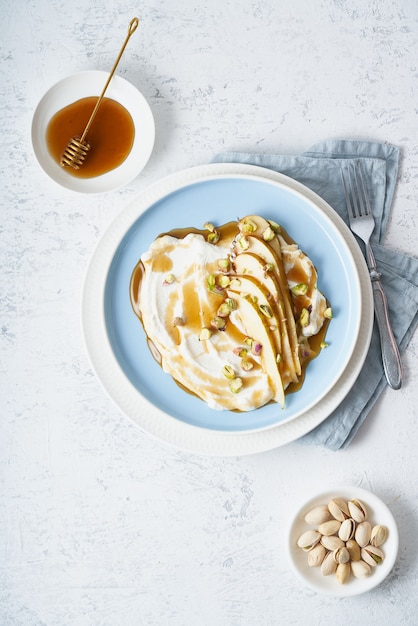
left=304, top=505, right=331, bottom=525
left=333, top=546, right=350, bottom=564
left=346, top=539, right=361, bottom=562
left=320, top=535, right=345, bottom=551
left=307, top=543, right=327, bottom=567
left=336, top=562, right=351, bottom=585
left=318, top=519, right=341, bottom=536
left=328, top=498, right=350, bottom=522
left=355, top=521, right=372, bottom=547
left=338, top=518, right=356, bottom=541
left=351, top=559, right=371, bottom=578
left=297, top=529, right=321, bottom=551
left=348, top=499, right=368, bottom=522
left=321, top=550, right=338, bottom=576
left=370, top=525, right=388, bottom=547
left=361, top=545, right=384, bottom=567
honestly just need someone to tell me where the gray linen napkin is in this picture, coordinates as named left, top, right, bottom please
left=213, top=140, right=418, bottom=450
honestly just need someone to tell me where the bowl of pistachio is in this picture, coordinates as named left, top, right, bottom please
left=286, top=486, right=399, bottom=596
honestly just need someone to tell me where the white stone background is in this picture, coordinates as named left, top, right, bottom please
left=1, top=0, right=418, bottom=624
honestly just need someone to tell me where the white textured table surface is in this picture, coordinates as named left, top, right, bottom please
left=1, top=1, right=418, bottom=624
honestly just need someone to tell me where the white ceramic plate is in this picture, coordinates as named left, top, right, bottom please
left=81, top=163, right=374, bottom=455
left=31, top=71, right=155, bottom=193
left=286, top=486, right=399, bottom=596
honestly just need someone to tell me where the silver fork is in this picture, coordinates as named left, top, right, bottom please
left=341, top=161, right=402, bottom=389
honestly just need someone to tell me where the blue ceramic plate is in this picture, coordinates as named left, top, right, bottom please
left=102, top=173, right=361, bottom=432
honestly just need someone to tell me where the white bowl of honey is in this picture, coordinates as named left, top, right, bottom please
left=31, top=71, right=155, bottom=193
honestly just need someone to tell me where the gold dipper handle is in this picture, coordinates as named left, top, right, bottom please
left=79, top=17, right=139, bottom=144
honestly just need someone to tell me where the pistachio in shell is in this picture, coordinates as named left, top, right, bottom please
left=333, top=546, right=350, bottom=564
left=297, top=529, right=321, bottom=551
left=355, top=521, right=372, bottom=548
left=370, top=525, right=388, bottom=547
left=338, top=518, right=356, bottom=541
left=336, top=562, right=351, bottom=585
left=304, top=505, right=330, bottom=526
left=321, top=551, right=337, bottom=576
left=328, top=498, right=350, bottom=522
left=348, top=499, right=368, bottom=522
left=346, top=539, right=361, bottom=562
left=361, top=545, right=384, bottom=567
left=307, top=543, right=327, bottom=567
left=351, top=559, right=371, bottom=578
left=318, top=519, right=341, bottom=536
left=320, top=534, right=345, bottom=551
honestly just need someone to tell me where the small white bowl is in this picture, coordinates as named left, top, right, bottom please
left=286, top=486, right=399, bottom=597
left=31, top=71, right=155, bottom=193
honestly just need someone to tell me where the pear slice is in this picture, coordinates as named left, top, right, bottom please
left=228, top=290, right=285, bottom=407
left=233, top=252, right=299, bottom=383
left=227, top=274, right=282, bottom=354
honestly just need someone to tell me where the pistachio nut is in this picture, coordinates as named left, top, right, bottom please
left=351, top=559, right=371, bottom=579
left=297, top=529, right=321, bottom=551
left=307, top=543, right=327, bottom=567
left=346, top=539, right=361, bottom=562
left=304, top=505, right=330, bottom=526
left=320, top=534, right=345, bottom=551
left=355, top=521, right=372, bottom=548
left=318, top=519, right=341, bottom=536
left=333, top=546, right=350, bottom=564
left=338, top=518, right=356, bottom=542
left=370, top=525, right=388, bottom=547
left=328, top=498, right=350, bottom=522
left=320, top=551, right=338, bottom=576
left=336, top=562, right=351, bottom=585
left=361, top=545, right=384, bottom=567
left=348, top=499, right=368, bottom=523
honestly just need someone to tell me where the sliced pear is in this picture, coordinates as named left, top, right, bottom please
left=228, top=291, right=285, bottom=407
left=233, top=252, right=300, bottom=382
left=226, top=274, right=282, bottom=354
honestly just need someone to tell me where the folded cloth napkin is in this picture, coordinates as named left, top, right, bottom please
left=213, top=140, right=418, bottom=450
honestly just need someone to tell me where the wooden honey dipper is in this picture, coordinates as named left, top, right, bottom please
left=60, top=17, right=139, bottom=170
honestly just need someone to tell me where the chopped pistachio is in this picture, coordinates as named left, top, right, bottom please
left=207, top=230, right=220, bottom=244
left=299, top=308, right=310, bottom=327
left=240, top=219, right=257, bottom=233
left=233, top=347, right=248, bottom=357
left=276, top=353, right=282, bottom=364
left=229, top=278, right=241, bottom=288
left=218, top=275, right=231, bottom=288
left=172, top=316, right=185, bottom=327
left=267, top=219, right=281, bottom=233
left=259, top=304, right=273, bottom=318
left=241, top=358, right=254, bottom=371
left=262, top=226, right=275, bottom=241
left=320, top=341, right=328, bottom=349
left=207, top=273, right=216, bottom=289
left=324, top=307, right=333, bottom=319
left=210, top=316, right=227, bottom=331
left=199, top=327, right=212, bottom=341
left=243, top=337, right=253, bottom=347
left=291, top=283, right=308, bottom=296
left=217, top=302, right=233, bottom=318
left=217, top=258, right=230, bottom=272
left=229, top=377, right=243, bottom=393
left=222, top=365, right=235, bottom=380
left=203, top=222, right=215, bottom=232
left=163, top=273, right=175, bottom=285
left=237, top=235, right=249, bottom=250
left=251, top=342, right=263, bottom=356
left=225, top=297, right=237, bottom=311
left=264, top=263, right=274, bottom=273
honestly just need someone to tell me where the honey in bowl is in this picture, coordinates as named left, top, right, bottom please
left=46, top=96, right=135, bottom=178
